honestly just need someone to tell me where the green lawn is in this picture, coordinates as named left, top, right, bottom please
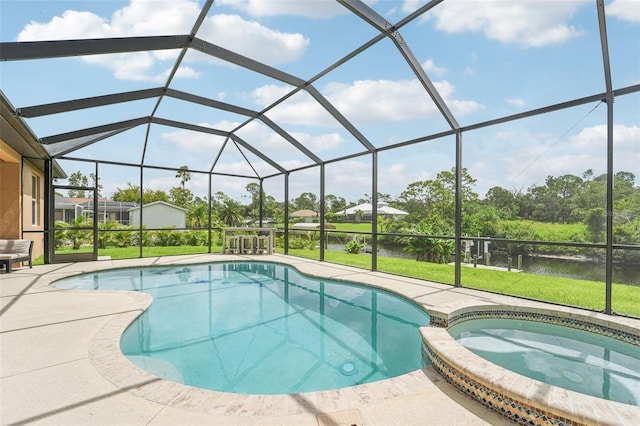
left=502, top=219, right=587, bottom=241
left=288, top=247, right=640, bottom=317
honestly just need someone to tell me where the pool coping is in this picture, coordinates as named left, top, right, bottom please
left=421, top=304, right=640, bottom=426
left=31, top=254, right=640, bottom=425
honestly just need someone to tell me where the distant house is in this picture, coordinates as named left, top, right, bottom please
left=54, top=197, right=138, bottom=225
left=337, top=202, right=409, bottom=221
left=128, top=201, right=186, bottom=229
left=291, top=209, right=318, bottom=223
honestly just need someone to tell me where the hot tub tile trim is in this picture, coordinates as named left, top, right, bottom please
left=429, top=305, right=639, bottom=346
left=422, top=304, right=640, bottom=426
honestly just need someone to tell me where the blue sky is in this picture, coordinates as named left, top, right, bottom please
left=1, top=0, right=638, bottom=203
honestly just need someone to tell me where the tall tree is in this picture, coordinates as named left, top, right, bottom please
left=484, top=186, right=519, bottom=219
left=67, top=171, right=89, bottom=198
left=245, top=182, right=262, bottom=220
left=399, top=167, right=478, bottom=225
left=66, top=171, right=102, bottom=197
left=112, top=183, right=169, bottom=204
left=89, top=173, right=103, bottom=197
left=291, top=192, right=318, bottom=211
left=187, top=197, right=209, bottom=228
left=324, top=194, right=347, bottom=213
left=218, top=198, right=243, bottom=226
left=169, top=186, right=194, bottom=208
left=175, top=165, right=191, bottom=189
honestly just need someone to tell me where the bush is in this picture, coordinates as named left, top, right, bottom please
left=131, top=229, right=153, bottom=247
left=288, top=237, right=316, bottom=250
left=184, top=230, right=207, bottom=246
left=344, top=239, right=365, bottom=254
left=154, top=229, right=183, bottom=246
left=113, top=228, right=136, bottom=247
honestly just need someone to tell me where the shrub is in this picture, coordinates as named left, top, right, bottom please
left=344, top=239, right=365, bottom=254
left=154, top=229, right=183, bottom=246
left=288, top=237, right=315, bottom=250
left=113, top=229, right=135, bottom=247
left=184, top=230, right=207, bottom=246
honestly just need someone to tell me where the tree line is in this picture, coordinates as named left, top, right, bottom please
left=61, top=166, right=640, bottom=251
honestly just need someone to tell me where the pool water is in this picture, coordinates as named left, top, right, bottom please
left=448, top=318, right=640, bottom=406
left=54, top=262, right=430, bottom=394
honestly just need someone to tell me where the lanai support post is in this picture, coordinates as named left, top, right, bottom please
left=371, top=151, right=378, bottom=272
left=597, top=0, right=614, bottom=314
left=284, top=173, right=289, bottom=255
left=320, top=164, right=325, bottom=262
left=454, top=131, right=463, bottom=287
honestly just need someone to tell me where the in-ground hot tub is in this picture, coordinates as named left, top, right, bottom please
left=421, top=305, right=640, bottom=425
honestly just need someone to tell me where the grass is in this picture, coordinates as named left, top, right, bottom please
left=40, top=243, right=640, bottom=317
left=502, top=220, right=587, bottom=241
left=288, top=247, right=640, bottom=317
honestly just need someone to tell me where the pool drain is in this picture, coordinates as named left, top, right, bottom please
left=339, top=361, right=357, bottom=376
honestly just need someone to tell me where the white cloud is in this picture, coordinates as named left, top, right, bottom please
left=161, top=123, right=227, bottom=152
left=402, top=0, right=424, bottom=14
left=422, top=58, right=447, bottom=77
left=252, top=84, right=293, bottom=106
left=291, top=132, right=345, bottom=152
left=18, top=0, right=199, bottom=40
left=197, top=14, right=309, bottom=66
left=234, top=120, right=345, bottom=156
left=18, top=10, right=115, bottom=40
left=570, top=124, right=640, bottom=151
left=15, top=0, right=308, bottom=80
left=214, top=160, right=275, bottom=176
left=17, top=0, right=198, bottom=81
left=259, top=78, right=483, bottom=128
left=325, top=160, right=371, bottom=191
left=495, top=131, right=517, bottom=141
left=110, top=0, right=200, bottom=35
left=161, top=118, right=345, bottom=159
left=607, top=0, right=640, bottom=22
left=506, top=98, right=526, bottom=107
left=217, top=0, right=347, bottom=19
left=471, top=123, right=640, bottom=195
left=261, top=90, right=332, bottom=127
left=422, top=0, right=589, bottom=47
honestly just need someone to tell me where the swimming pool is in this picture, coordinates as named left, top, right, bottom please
left=54, top=261, right=430, bottom=394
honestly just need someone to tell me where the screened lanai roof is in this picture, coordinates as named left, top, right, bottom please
left=1, top=0, right=638, bottom=201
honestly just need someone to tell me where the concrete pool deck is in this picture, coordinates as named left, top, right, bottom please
left=1, top=253, right=638, bottom=425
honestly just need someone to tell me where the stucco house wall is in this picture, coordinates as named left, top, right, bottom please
left=0, top=141, right=21, bottom=239
left=0, top=140, right=45, bottom=261
left=128, top=201, right=186, bottom=229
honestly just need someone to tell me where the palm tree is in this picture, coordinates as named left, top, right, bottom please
left=188, top=200, right=209, bottom=228
left=218, top=199, right=243, bottom=227
left=175, top=165, right=191, bottom=189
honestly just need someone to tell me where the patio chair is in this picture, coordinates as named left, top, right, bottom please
left=255, top=235, right=270, bottom=254
left=227, top=235, right=241, bottom=254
